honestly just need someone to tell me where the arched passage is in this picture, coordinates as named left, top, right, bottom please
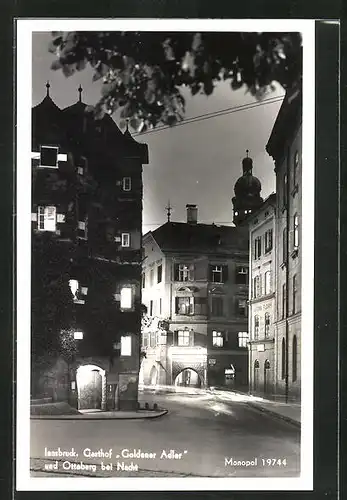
left=174, top=368, right=201, bottom=388
left=76, top=364, right=106, bottom=411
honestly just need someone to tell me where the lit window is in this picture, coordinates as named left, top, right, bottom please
left=121, top=336, right=132, bottom=356
left=176, top=264, right=194, bottom=281
left=238, top=331, right=248, bottom=348
left=178, top=330, right=190, bottom=346
left=175, top=296, right=194, bottom=315
left=235, top=211, right=238, bottom=216
left=122, top=177, right=131, bottom=191
left=293, top=214, right=299, bottom=249
left=121, top=233, right=130, bottom=247
left=236, top=266, right=248, bottom=284
left=40, top=145, right=59, bottom=168
left=37, top=206, right=56, bottom=231
left=69, top=279, right=79, bottom=300
left=74, top=331, right=83, bottom=340
left=212, top=330, right=223, bottom=347
left=120, top=287, right=133, bottom=309
left=211, top=265, right=223, bottom=283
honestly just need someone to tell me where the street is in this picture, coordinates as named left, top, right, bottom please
left=30, top=390, right=300, bottom=477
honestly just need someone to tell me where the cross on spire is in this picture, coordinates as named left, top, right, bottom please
left=78, top=84, right=83, bottom=102
left=46, top=81, right=50, bottom=97
left=246, top=149, right=249, bottom=157
left=165, top=200, right=172, bottom=222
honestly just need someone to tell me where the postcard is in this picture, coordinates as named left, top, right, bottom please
left=16, top=18, right=315, bottom=491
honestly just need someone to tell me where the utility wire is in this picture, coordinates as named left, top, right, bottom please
left=132, top=94, right=285, bottom=137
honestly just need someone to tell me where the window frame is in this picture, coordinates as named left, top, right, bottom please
left=293, top=274, right=298, bottom=314
left=40, top=145, right=59, bottom=168
left=177, top=330, right=190, bottom=347
left=37, top=205, right=57, bottom=232
left=121, top=232, right=130, bottom=248
left=293, top=213, right=299, bottom=249
left=212, top=330, right=224, bottom=348
left=176, top=296, right=194, bottom=315
left=264, top=270, right=271, bottom=295
left=122, top=177, right=132, bottom=191
left=157, top=264, right=163, bottom=283
left=235, top=265, right=248, bottom=285
left=264, top=229, right=273, bottom=253
left=238, top=331, right=249, bottom=348
left=254, top=315, right=259, bottom=340
left=211, top=265, right=223, bottom=283
left=264, top=312, right=270, bottom=337
left=211, top=296, right=224, bottom=317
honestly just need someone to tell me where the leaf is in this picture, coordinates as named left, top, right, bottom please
left=51, top=59, right=62, bottom=71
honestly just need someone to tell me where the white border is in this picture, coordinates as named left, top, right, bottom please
left=16, top=19, right=315, bottom=491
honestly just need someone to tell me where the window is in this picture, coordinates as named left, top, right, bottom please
left=121, top=336, right=132, bottom=356
left=293, top=274, right=298, bottom=314
left=73, top=331, right=83, bottom=340
left=283, top=173, right=288, bottom=208
left=37, top=206, right=56, bottom=232
left=121, top=233, right=130, bottom=247
left=282, top=283, right=287, bottom=319
left=120, top=287, right=133, bottom=310
left=176, top=264, right=194, bottom=282
left=211, top=296, right=224, bottom=316
left=122, top=177, right=131, bottom=191
left=265, top=312, right=270, bottom=337
left=77, top=219, right=88, bottom=239
left=254, top=315, right=259, bottom=339
left=292, top=335, right=297, bottom=382
left=76, top=156, right=87, bottom=176
left=212, top=330, right=223, bottom=348
left=236, top=298, right=247, bottom=317
left=175, top=297, right=194, bottom=315
left=264, top=271, right=271, bottom=295
left=281, top=338, right=286, bottom=379
left=157, top=264, right=162, bottom=283
left=150, top=269, right=154, bottom=287
left=293, top=213, right=299, bottom=249
left=282, top=228, right=288, bottom=263
left=238, top=331, right=249, bottom=348
left=40, top=145, right=58, bottom=168
left=159, top=298, right=162, bottom=315
left=150, top=300, right=154, bottom=316
left=264, top=229, right=273, bottom=253
left=178, top=330, right=190, bottom=346
left=294, top=151, right=299, bottom=188
left=236, top=266, right=248, bottom=284
left=254, top=237, right=262, bottom=259
left=142, top=272, right=146, bottom=289
left=211, top=265, right=223, bottom=283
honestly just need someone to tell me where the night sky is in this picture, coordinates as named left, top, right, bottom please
left=32, top=32, right=284, bottom=233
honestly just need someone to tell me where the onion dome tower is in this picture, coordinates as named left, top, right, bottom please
left=232, top=150, right=264, bottom=226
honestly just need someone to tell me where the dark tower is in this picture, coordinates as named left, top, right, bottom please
left=232, top=151, right=264, bottom=226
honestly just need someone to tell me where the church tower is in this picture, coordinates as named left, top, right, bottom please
left=232, top=151, right=264, bottom=226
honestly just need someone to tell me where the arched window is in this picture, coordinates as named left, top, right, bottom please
left=253, top=360, right=260, bottom=391
left=281, top=338, right=286, bottom=380
left=264, top=359, right=270, bottom=370
left=292, top=335, right=298, bottom=382
left=254, top=360, right=260, bottom=369
left=254, top=315, right=259, bottom=340
left=265, top=312, right=270, bottom=337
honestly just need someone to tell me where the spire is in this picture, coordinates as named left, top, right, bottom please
left=242, top=149, right=253, bottom=174
left=78, top=84, right=83, bottom=102
left=46, top=81, right=50, bottom=97
left=165, top=200, right=172, bottom=222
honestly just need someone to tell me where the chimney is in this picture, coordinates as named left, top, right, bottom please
left=186, top=204, right=198, bottom=224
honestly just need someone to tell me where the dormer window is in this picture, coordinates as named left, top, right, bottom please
left=40, top=146, right=59, bottom=168
left=37, top=206, right=56, bottom=231
left=122, top=177, right=131, bottom=191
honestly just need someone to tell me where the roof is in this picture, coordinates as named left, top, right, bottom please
left=146, top=221, right=249, bottom=254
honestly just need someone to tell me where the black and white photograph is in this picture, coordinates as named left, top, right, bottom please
left=16, top=19, right=315, bottom=491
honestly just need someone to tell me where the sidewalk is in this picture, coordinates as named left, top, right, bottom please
left=30, top=401, right=168, bottom=420
left=212, top=387, right=301, bottom=427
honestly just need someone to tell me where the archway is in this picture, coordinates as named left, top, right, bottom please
left=76, top=364, right=106, bottom=410
left=174, top=368, right=201, bottom=388
left=149, top=366, right=158, bottom=386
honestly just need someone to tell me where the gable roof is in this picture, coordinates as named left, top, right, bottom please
left=147, top=222, right=249, bottom=255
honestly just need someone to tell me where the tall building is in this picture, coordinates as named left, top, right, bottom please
left=232, top=151, right=264, bottom=226
left=140, top=204, right=249, bottom=390
left=31, top=84, right=148, bottom=410
left=247, top=194, right=276, bottom=397
left=266, top=84, right=302, bottom=402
